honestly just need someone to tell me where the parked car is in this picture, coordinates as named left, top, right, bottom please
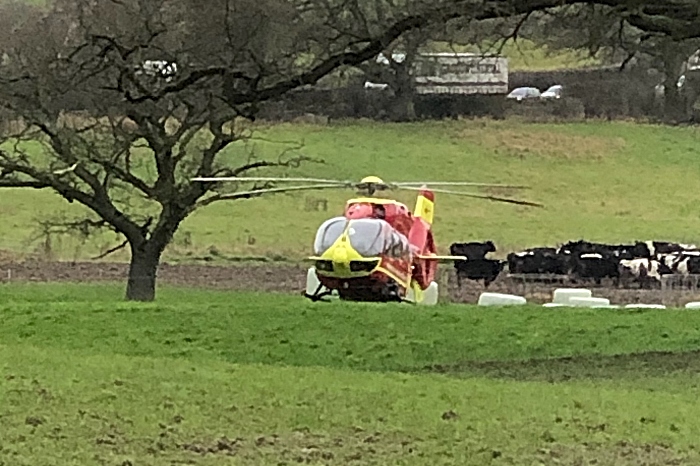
left=506, top=87, right=541, bottom=101
left=655, top=74, right=687, bottom=97
left=541, top=84, right=563, bottom=99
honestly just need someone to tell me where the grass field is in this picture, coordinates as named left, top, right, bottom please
left=2, top=119, right=700, bottom=263
left=2, top=283, right=700, bottom=464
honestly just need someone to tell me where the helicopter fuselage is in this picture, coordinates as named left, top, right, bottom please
left=308, top=195, right=438, bottom=303
left=344, top=197, right=414, bottom=236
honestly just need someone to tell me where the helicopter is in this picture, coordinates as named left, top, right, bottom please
left=191, top=174, right=543, bottom=304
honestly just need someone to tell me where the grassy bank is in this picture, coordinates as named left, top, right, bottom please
left=1, top=284, right=700, bottom=464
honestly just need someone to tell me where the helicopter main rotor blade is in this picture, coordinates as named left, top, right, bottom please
left=218, top=183, right=346, bottom=197
left=394, top=181, right=529, bottom=189
left=191, top=176, right=351, bottom=185
left=399, top=186, right=544, bottom=208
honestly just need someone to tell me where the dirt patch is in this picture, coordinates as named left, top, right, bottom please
left=425, top=349, right=700, bottom=382
left=180, top=436, right=243, bottom=456
left=0, top=258, right=693, bottom=306
left=537, top=441, right=693, bottom=465
left=158, top=429, right=418, bottom=464
left=0, top=259, right=308, bottom=294
left=459, top=127, right=626, bottom=160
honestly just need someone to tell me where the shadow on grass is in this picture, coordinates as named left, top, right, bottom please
left=423, top=349, right=700, bottom=382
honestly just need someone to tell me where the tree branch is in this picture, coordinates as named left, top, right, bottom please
left=92, top=239, right=128, bottom=260
left=0, top=179, right=49, bottom=189
left=0, top=150, right=145, bottom=243
left=91, top=216, right=153, bottom=259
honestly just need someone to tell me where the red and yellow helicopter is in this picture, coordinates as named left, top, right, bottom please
left=191, top=175, right=542, bottom=304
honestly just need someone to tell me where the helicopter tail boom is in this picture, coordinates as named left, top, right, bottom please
left=408, top=188, right=436, bottom=260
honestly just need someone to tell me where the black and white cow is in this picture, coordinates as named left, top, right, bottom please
left=450, top=241, right=496, bottom=260
left=450, top=241, right=502, bottom=288
left=507, top=248, right=571, bottom=275
left=570, top=252, right=621, bottom=285
left=619, top=258, right=672, bottom=288
left=559, top=240, right=652, bottom=260
left=659, top=251, right=700, bottom=275
left=453, top=259, right=505, bottom=288
left=646, top=241, right=698, bottom=256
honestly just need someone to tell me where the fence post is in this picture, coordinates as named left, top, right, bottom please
left=438, top=267, right=451, bottom=304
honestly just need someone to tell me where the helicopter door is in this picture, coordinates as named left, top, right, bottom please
left=385, top=230, right=412, bottom=258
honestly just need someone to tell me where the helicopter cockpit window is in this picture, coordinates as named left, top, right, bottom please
left=313, top=217, right=348, bottom=255
left=347, top=219, right=411, bottom=258
left=386, top=230, right=412, bottom=258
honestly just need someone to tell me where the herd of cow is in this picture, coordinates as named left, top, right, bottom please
left=449, top=240, right=700, bottom=289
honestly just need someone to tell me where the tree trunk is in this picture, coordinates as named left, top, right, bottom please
left=661, top=41, right=689, bottom=123
left=383, top=58, right=416, bottom=122
left=663, top=79, right=686, bottom=123
left=125, top=242, right=163, bottom=301
left=389, top=88, right=416, bottom=122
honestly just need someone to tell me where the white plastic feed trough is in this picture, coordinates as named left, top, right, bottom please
left=567, top=297, right=611, bottom=308
left=478, top=292, right=527, bottom=306
left=686, top=302, right=700, bottom=309
left=552, top=288, right=592, bottom=305
left=624, top=304, right=666, bottom=309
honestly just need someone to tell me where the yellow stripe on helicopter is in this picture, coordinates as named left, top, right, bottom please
left=413, top=192, right=435, bottom=225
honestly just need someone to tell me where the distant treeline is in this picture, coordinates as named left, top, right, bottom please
left=7, top=65, right=694, bottom=124
left=257, top=65, right=695, bottom=122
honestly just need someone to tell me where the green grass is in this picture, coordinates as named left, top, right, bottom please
left=3, top=119, right=700, bottom=262
left=2, top=284, right=700, bottom=464
left=2, top=283, right=700, bottom=370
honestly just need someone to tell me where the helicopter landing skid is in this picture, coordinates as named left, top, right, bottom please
left=303, top=284, right=334, bottom=302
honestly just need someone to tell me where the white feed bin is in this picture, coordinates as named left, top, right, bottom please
left=478, top=292, right=527, bottom=306
left=624, top=304, right=666, bottom=309
left=405, top=282, right=439, bottom=305
left=685, top=302, right=700, bottom=309
left=568, top=297, right=611, bottom=308
left=552, top=288, right=593, bottom=305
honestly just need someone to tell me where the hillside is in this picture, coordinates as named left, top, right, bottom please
left=428, top=39, right=602, bottom=71
left=1, top=119, right=699, bottom=263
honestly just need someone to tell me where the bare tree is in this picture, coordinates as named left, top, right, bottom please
left=520, top=4, right=700, bottom=122
left=0, top=0, right=465, bottom=301
left=356, top=30, right=426, bottom=122
left=0, top=0, right=698, bottom=301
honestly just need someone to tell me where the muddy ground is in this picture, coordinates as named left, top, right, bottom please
left=2, top=259, right=699, bottom=306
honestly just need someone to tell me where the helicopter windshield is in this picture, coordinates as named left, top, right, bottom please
left=313, top=217, right=348, bottom=255
left=313, top=217, right=411, bottom=258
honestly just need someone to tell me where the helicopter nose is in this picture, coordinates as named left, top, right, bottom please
left=332, top=243, right=350, bottom=265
